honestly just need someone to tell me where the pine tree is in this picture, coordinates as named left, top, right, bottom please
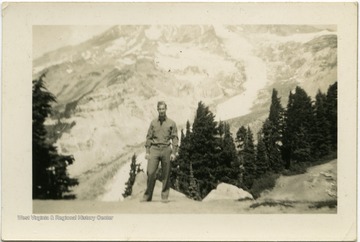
left=190, top=102, right=219, bottom=198
left=180, top=129, right=185, bottom=145
left=269, top=89, right=284, bottom=126
left=262, top=89, right=284, bottom=173
left=33, top=74, right=78, bottom=199
left=236, top=126, right=247, bottom=150
left=123, top=154, right=143, bottom=198
left=186, top=120, right=191, bottom=136
left=312, top=90, right=331, bottom=158
left=235, top=126, right=247, bottom=186
left=171, top=129, right=184, bottom=191
left=326, top=82, right=337, bottom=150
left=283, top=86, right=314, bottom=169
left=216, top=122, right=239, bottom=185
left=255, top=133, right=269, bottom=178
left=225, top=123, right=239, bottom=185
left=242, top=127, right=256, bottom=189
left=174, top=102, right=219, bottom=199
left=172, top=121, right=192, bottom=194
left=188, top=160, right=201, bottom=200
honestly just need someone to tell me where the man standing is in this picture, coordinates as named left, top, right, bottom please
left=142, top=101, right=178, bottom=203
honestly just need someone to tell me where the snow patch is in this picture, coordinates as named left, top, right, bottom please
left=105, top=38, right=127, bottom=53
left=122, top=40, right=145, bottom=56
left=145, top=25, right=162, bottom=40
left=156, top=43, right=236, bottom=77
left=118, top=57, right=135, bottom=65
left=81, top=51, right=92, bottom=60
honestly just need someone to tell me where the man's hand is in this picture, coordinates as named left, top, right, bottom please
left=145, top=153, right=150, bottom=160
left=170, top=154, right=176, bottom=161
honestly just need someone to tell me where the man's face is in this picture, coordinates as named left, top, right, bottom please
left=157, top=104, right=166, bottom=117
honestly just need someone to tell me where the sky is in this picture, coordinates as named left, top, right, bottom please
left=33, top=25, right=111, bottom=59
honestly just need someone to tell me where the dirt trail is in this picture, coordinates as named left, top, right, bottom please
left=259, top=160, right=337, bottom=202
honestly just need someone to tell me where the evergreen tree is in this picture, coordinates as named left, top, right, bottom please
left=269, top=89, right=284, bottom=126
left=33, top=74, right=78, bottom=199
left=262, top=119, right=284, bottom=173
left=262, top=89, right=284, bottom=173
left=283, top=87, right=314, bottom=169
left=123, top=154, right=143, bottom=198
left=218, top=120, right=225, bottom=138
left=235, top=126, right=247, bottom=186
left=180, top=129, right=185, bottom=145
left=171, top=129, right=185, bottom=191
left=172, top=121, right=192, bottom=194
left=312, top=90, right=331, bottom=158
left=188, top=160, right=201, bottom=200
left=255, top=133, right=269, bottom=178
left=186, top=120, right=191, bottom=136
left=190, top=102, right=219, bottom=198
left=242, top=127, right=256, bottom=189
left=223, top=123, right=239, bottom=178
left=216, top=122, right=239, bottom=185
left=235, top=126, right=247, bottom=150
left=326, top=82, right=337, bottom=150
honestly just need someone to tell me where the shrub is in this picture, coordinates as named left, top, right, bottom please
left=308, top=200, right=337, bottom=209
left=250, top=200, right=294, bottom=209
left=123, top=154, right=143, bottom=198
left=282, top=162, right=308, bottom=176
left=250, top=172, right=279, bottom=199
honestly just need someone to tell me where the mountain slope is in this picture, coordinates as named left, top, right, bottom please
left=33, top=25, right=337, bottom=188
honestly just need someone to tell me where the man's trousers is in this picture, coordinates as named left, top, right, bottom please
left=143, top=145, right=172, bottom=201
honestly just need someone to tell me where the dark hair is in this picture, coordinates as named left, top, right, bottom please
left=157, top=101, right=167, bottom=109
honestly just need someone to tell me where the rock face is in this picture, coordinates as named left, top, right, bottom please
left=203, top=183, right=254, bottom=202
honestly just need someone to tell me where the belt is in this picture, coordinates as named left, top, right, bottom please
left=151, top=143, right=170, bottom=148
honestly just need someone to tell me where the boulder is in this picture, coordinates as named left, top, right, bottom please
left=203, top=183, right=253, bottom=202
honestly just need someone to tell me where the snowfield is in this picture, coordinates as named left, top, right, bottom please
left=214, top=25, right=270, bottom=120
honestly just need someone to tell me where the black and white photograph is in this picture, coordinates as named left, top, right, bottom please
left=2, top=2, right=357, bottom=241
left=32, top=24, right=339, bottom=214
